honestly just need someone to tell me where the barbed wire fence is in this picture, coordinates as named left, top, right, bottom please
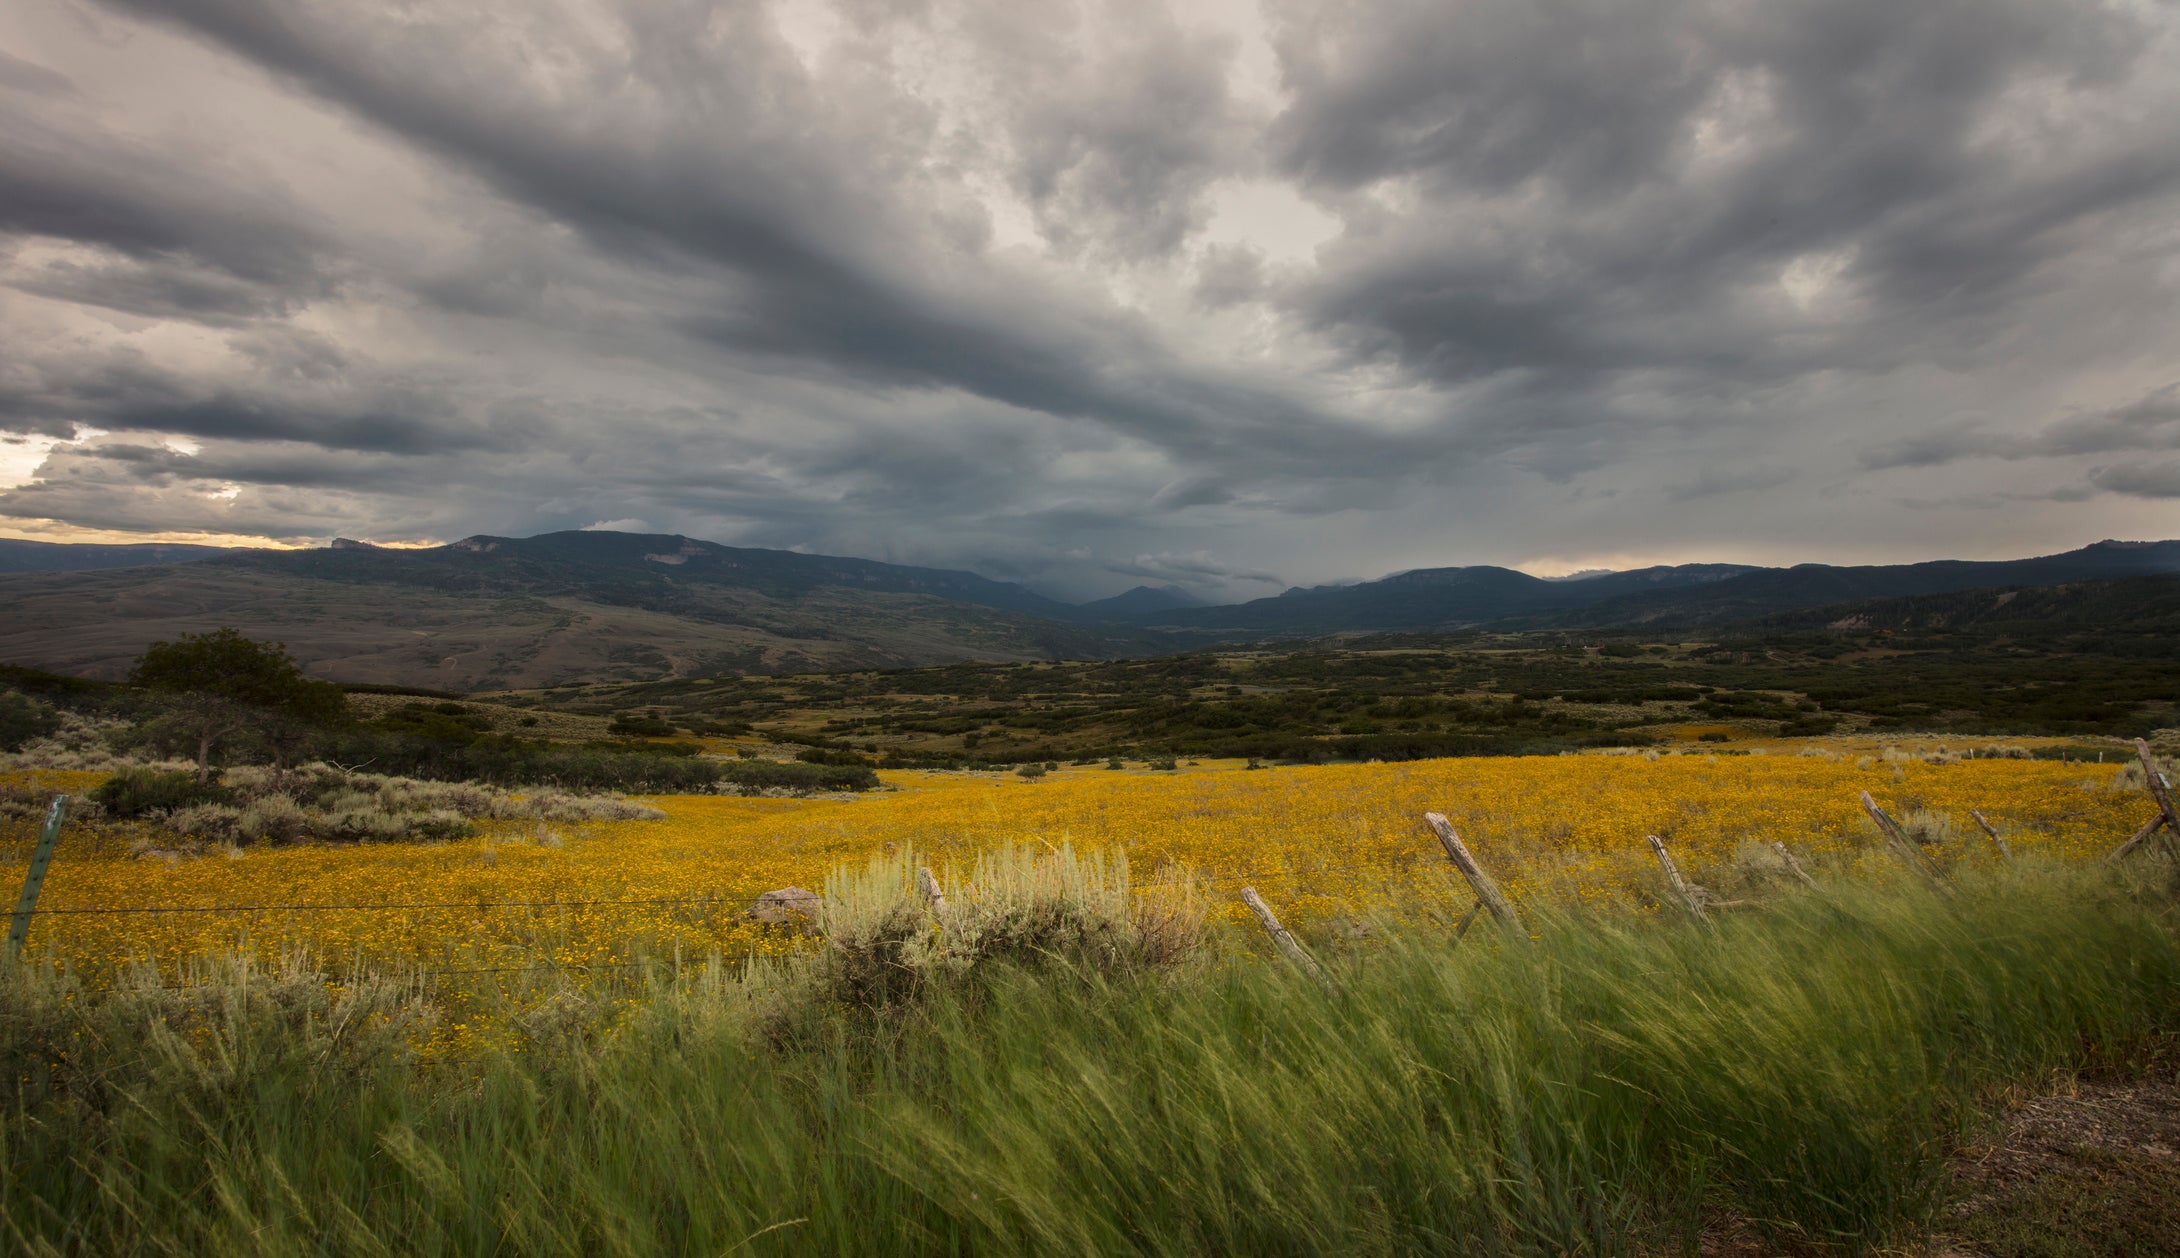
left=6, top=736, right=2174, bottom=999
left=3, top=851, right=1443, bottom=995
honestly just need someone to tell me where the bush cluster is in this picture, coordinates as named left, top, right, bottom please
left=90, top=767, right=234, bottom=817
left=767, top=844, right=1201, bottom=1039
left=94, top=762, right=664, bottom=846
left=717, top=760, right=879, bottom=794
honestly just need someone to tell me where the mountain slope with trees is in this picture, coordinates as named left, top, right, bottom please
left=0, top=532, right=1164, bottom=688
left=2, top=532, right=2177, bottom=689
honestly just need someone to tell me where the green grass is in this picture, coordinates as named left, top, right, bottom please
left=4, top=864, right=2178, bottom=1255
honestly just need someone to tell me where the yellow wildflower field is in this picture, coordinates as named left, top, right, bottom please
left=2, top=751, right=2153, bottom=990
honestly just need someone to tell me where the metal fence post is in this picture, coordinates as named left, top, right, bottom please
left=7, top=796, right=68, bottom=964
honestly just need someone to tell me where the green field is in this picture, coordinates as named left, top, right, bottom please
left=4, top=856, right=2177, bottom=1255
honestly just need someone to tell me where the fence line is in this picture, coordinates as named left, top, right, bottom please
left=23, top=893, right=777, bottom=918
left=6, top=855, right=1444, bottom=993
left=17, top=856, right=1432, bottom=919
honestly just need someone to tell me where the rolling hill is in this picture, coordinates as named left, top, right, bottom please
left=4, top=530, right=2177, bottom=690
left=1752, top=573, right=2180, bottom=637
left=1125, top=540, right=2180, bottom=635
left=0, top=538, right=241, bottom=573
left=1130, top=562, right=1765, bottom=634
left=0, top=531, right=1161, bottom=689
left=1544, top=540, right=2180, bottom=629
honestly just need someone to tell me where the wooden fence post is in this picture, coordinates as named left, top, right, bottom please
left=1240, top=886, right=1335, bottom=993
left=2109, top=740, right=2180, bottom=865
left=1646, top=834, right=1708, bottom=920
left=2136, top=739, right=2180, bottom=841
left=1450, top=899, right=1484, bottom=943
left=915, top=866, right=947, bottom=914
left=1969, top=811, right=2012, bottom=862
left=2108, top=815, right=2170, bottom=864
left=1860, top=791, right=1950, bottom=892
left=7, top=796, right=67, bottom=964
left=1424, top=813, right=1525, bottom=937
left=1771, top=842, right=1821, bottom=890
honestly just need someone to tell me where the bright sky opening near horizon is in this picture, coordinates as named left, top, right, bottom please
left=2, top=0, right=2178, bottom=600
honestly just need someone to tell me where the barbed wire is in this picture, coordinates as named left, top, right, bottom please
left=18, top=855, right=1441, bottom=919
left=8, top=855, right=1462, bottom=995
left=22, top=892, right=775, bottom=917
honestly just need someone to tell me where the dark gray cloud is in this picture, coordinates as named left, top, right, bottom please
left=1272, top=0, right=2180, bottom=387
left=1, top=0, right=2177, bottom=596
left=2091, top=460, right=2180, bottom=501
left=1863, top=382, right=2180, bottom=469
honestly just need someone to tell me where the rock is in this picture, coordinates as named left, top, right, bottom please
left=747, top=886, right=822, bottom=932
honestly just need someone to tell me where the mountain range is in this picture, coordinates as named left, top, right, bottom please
left=0, top=530, right=2175, bottom=689
left=0, top=538, right=236, bottom=573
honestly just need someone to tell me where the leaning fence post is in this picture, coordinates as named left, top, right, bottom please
left=1969, top=811, right=2012, bottom=862
left=7, top=796, right=67, bottom=965
left=1424, top=813, right=1526, bottom=937
left=1646, top=834, right=1708, bottom=920
left=2135, top=739, right=2180, bottom=845
left=1771, top=842, right=1821, bottom=890
left=2108, top=814, right=2170, bottom=864
left=915, top=866, right=947, bottom=914
left=1239, top=886, right=1335, bottom=993
left=1859, top=791, right=1950, bottom=893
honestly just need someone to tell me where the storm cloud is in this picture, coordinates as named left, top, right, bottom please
left=2, top=0, right=2177, bottom=597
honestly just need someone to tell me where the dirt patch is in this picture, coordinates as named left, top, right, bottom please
left=1940, top=1074, right=2180, bottom=1257
left=1679, top=1073, right=2180, bottom=1257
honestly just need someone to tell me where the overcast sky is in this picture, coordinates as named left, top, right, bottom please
left=3, top=0, right=2178, bottom=600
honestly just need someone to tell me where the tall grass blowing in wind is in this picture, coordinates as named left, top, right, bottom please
left=4, top=751, right=2179, bottom=1253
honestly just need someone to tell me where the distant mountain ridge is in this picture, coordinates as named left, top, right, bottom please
left=1074, top=585, right=1205, bottom=620
left=0, top=538, right=240, bottom=573
left=211, top=530, right=1080, bottom=621
left=1101, top=540, right=2180, bottom=634
left=1539, top=539, right=2180, bottom=629
left=3, top=531, right=2177, bottom=689
left=1754, top=574, right=2180, bottom=635
left=1132, top=561, right=1767, bottom=633
left=0, top=530, right=1160, bottom=688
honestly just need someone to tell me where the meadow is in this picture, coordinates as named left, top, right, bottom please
left=5, top=747, right=2150, bottom=996
left=5, top=746, right=2178, bottom=1255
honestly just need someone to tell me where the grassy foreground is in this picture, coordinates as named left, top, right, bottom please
left=4, top=860, right=2178, bottom=1256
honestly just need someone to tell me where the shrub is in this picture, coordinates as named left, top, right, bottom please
left=581, top=739, right=704, bottom=758
left=522, top=792, right=665, bottom=822
left=0, top=690, right=60, bottom=752
left=91, top=767, right=233, bottom=817
left=324, top=809, right=411, bottom=842
left=776, top=845, right=1199, bottom=1035
left=607, top=714, right=678, bottom=738
left=717, top=760, right=879, bottom=794
left=409, top=812, right=475, bottom=842
left=235, top=794, right=310, bottom=845
left=1015, top=763, right=1047, bottom=780
left=99, top=760, right=664, bottom=843
left=796, top=747, right=874, bottom=768
left=163, top=803, right=243, bottom=841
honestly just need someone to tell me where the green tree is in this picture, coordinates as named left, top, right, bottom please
left=128, top=629, right=347, bottom=780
